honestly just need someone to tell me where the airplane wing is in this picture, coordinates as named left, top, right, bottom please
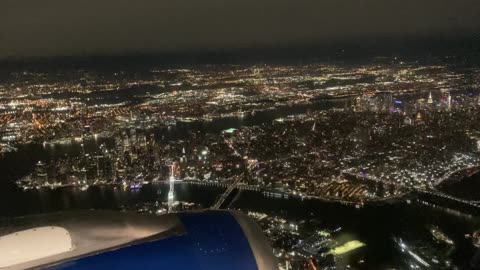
left=0, top=210, right=277, bottom=270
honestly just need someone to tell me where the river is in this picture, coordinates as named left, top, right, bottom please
left=0, top=182, right=479, bottom=269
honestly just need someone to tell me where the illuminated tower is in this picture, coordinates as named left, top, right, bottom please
left=33, top=161, right=48, bottom=186
left=181, top=147, right=187, bottom=163
left=80, top=168, right=87, bottom=185
left=168, top=164, right=176, bottom=213
left=427, top=92, right=433, bottom=104
left=447, top=93, right=452, bottom=109
left=415, top=112, right=423, bottom=125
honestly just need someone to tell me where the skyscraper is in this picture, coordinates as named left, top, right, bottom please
left=427, top=92, right=433, bottom=104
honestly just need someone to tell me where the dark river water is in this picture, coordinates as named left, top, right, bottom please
left=0, top=181, right=479, bottom=269
left=1, top=99, right=480, bottom=269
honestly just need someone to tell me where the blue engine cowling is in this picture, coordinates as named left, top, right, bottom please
left=0, top=210, right=277, bottom=270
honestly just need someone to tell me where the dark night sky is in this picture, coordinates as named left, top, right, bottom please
left=1, top=0, right=480, bottom=58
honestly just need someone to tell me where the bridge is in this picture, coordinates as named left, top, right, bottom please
left=432, top=166, right=480, bottom=186
left=211, top=174, right=244, bottom=210
left=413, top=165, right=480, bottom=210
left=341, top=165, right=480, bottom=204
left=415, top=188, right=480, bottom=209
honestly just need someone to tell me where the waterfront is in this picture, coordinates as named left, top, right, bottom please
left=1, top=136, right=480, bottom=269
left=1, top=181, right=480, bottom=269
left=4, top=63, right=480, bottom=205
left=440, top=173, right=480, bottom=201
left=1, top=63, right=480, bottom=268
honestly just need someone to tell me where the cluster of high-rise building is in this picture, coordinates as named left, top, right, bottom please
left=3, top=61, right=479, bottom=206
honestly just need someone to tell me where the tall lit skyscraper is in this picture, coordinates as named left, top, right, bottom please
left=168, top=164, right=176, bottom=213
left=447, top=93, right=452, bottom=109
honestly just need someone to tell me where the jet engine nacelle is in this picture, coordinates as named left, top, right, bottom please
left=0, top=210, right=277, bottom=270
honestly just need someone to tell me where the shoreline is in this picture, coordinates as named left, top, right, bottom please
left=13, top=164, right=480, bottom=208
